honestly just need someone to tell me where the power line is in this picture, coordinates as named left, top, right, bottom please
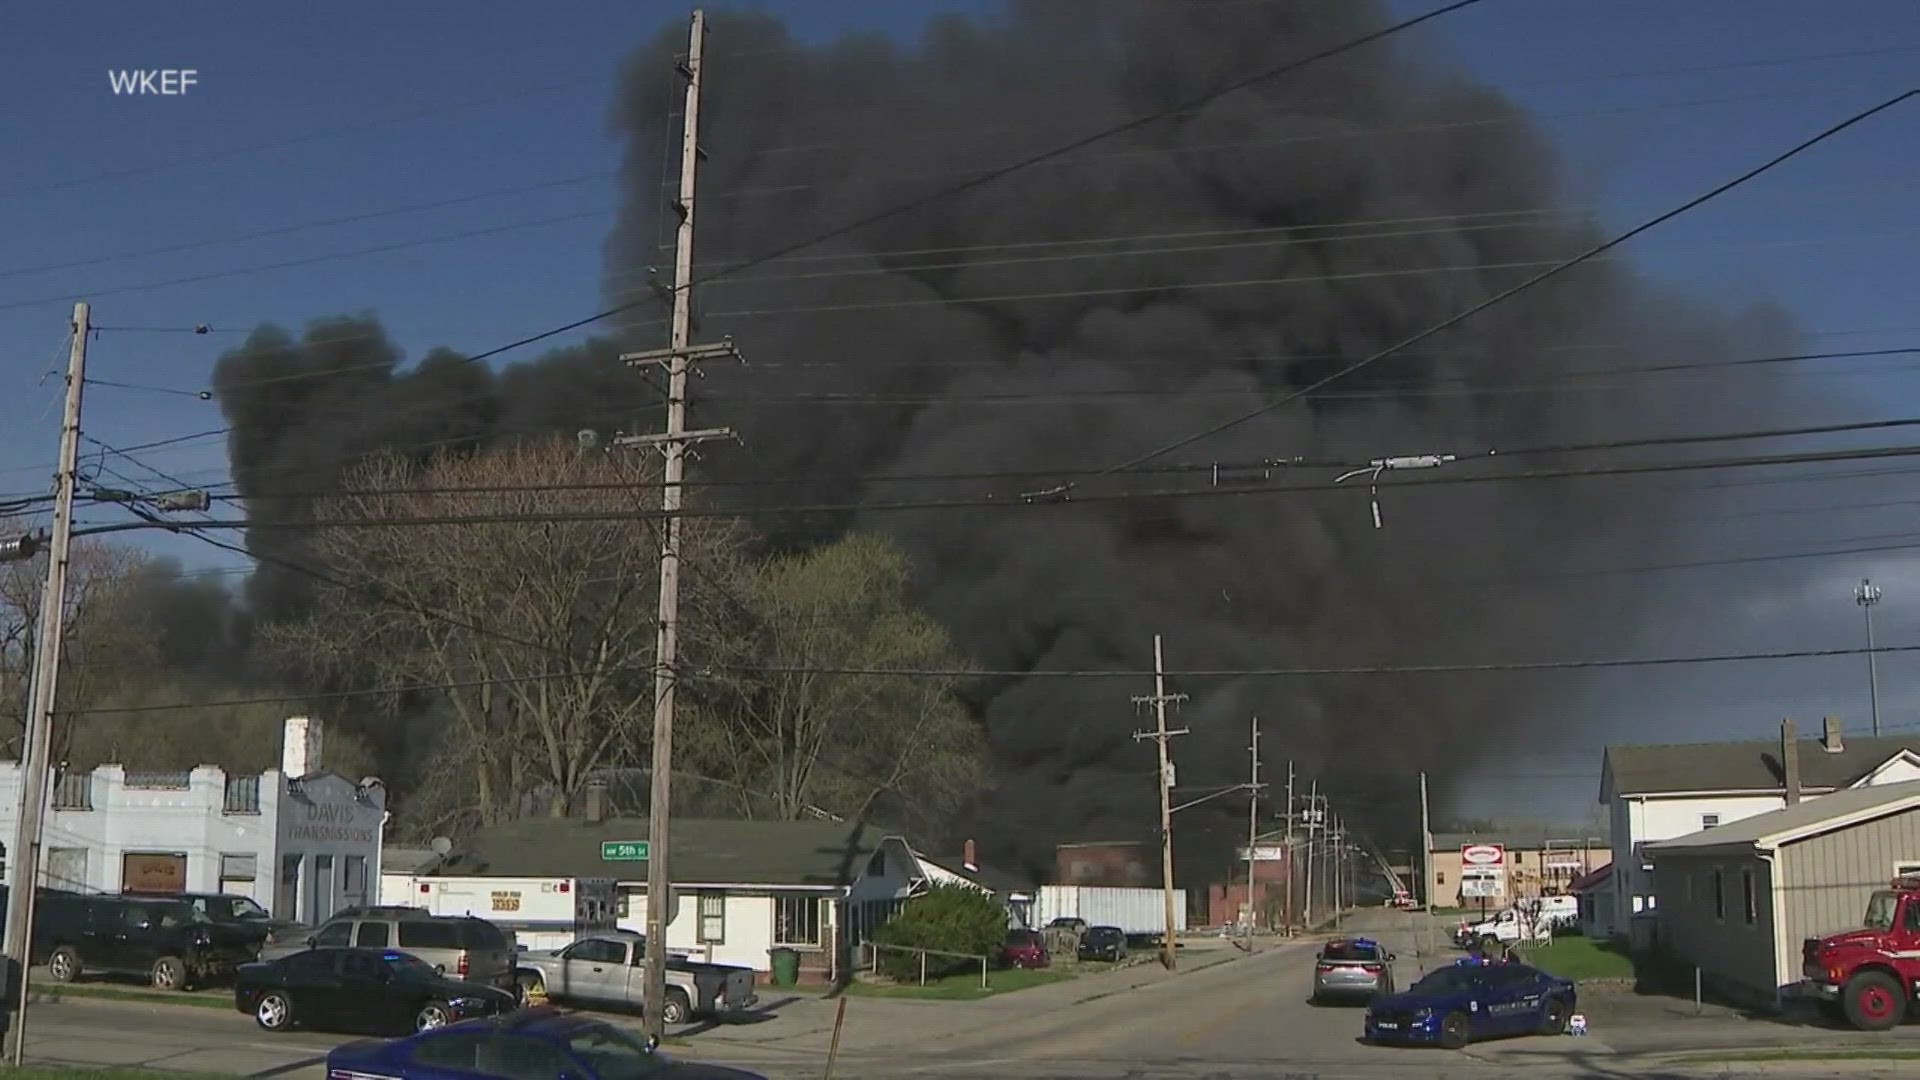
left=1084, top=87, right=1920, bottom=479
left=59, top=639, right=1920, bottom=718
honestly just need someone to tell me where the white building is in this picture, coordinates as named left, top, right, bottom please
left=426, top=800, right=924, bottom=983
left=1598, top=716, right=1920, bottom=940
left=0, top=716, right=387, bottom=924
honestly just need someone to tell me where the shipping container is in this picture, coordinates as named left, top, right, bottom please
left=1030, top=885, right=1188, bottom=936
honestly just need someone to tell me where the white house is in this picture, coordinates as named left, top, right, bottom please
left=0, top=716, right=386, bottom=924
left=1598, top=716, right=1920, bottom=940
left=427, top=797, right=926, bottom=984
left=909, top=838, right=1037, bottom=927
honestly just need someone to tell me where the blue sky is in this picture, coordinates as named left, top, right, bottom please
left=2, top=0, right=1917, bottom=821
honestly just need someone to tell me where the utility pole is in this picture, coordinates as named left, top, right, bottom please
left=5, top=302, right=89, bottom=1063
left=1856, top=578, right=1884, bottom=737
left=1284, top=760, right=1295, bottom=934
left=615, top=11, right=738, bottom=1044
left=1132, top=634, right=1187, bottom=971
left=1331, top=814, right=1343, bottom=925
left=1303, top=780, right=1319, bottom=928
left=1243, top=715, right=1260, bottom=944
left=1419, top=771, right=1433, bottom=915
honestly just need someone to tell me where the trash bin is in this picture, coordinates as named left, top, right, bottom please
left=768, top=947, right=800, bottom=987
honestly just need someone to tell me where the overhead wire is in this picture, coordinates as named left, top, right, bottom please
left=1082, top=87, right=1920, bottom=479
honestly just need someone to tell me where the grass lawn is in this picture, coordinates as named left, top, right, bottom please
left=844, top=967, right=1074, bottom=1000
left=1521, top=937, right=1634, bottom=982
left=29, top=982, right=232, bottom=1010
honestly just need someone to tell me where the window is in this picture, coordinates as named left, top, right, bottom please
left=1742, top=868, right=1757, bottom=925
left=312, top=921, right=353, bottom=947
left=1701, top=813, right=1721, bottom=829
left=343, top=856, right=367, bottom=905
left=566, top=938, right=625, bottom=965
left=356, top=921, right=390, bottom=948
left=1436, top=872, right=1445, bottom=885
left=472, top=1035, right=576, bottom=1080
left=1514, top=851, right=1524, bottom=864
left=405, top=1033, right=485, bottom=1072
left=1711, top=868, right=1725, bottom=921
left=565, top=1025, right=666, bottom=1080
left=697, top=892, right=725, bottom=944
left=398, top=921, right=462, bottom=950
left=774, top=895, right=823, bottom=946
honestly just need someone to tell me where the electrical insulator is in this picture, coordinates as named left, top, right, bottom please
left=0, top=534, right=41, bottom=563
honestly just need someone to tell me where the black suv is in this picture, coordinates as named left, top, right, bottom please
left=40, top=893, right=260, bottom=990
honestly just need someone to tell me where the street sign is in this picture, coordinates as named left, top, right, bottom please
left=601, top=840, right=650, bottom=861
left=1461, top=843, right=1505, bottom=867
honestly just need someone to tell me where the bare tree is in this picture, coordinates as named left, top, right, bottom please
left=691, top=533, right=984, bottom=828
left=267, top=439, right=742, bottom=830
left=1, top=541, right=162, bottom=761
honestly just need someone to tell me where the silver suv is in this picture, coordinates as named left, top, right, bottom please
left=263, top=909, right=517, bottom=991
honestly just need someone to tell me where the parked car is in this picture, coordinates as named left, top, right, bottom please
left=1001, top=928, right=1049, bottom=969
left=1077, top=925, right=1128, bottom=962
left=262, top=911, right=517, bottom=991
left=1044, top=917, right=1087, bottom=935
left=40, top=893, right=259, bottom=990
left=513, top=930, right=757, bottom=1025
left=236, top=946, right=516, bottom=1034
left=325, top=1009, right=767, bottom=1080
left=144, top=891, right=306, bottom=953
left=1312, top=937, right=1396, bottom=1005
left=1364, top=961, right=1575, bottom=1049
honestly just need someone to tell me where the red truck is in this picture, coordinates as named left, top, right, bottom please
left=1799, top=874, right=1920, bottom=1029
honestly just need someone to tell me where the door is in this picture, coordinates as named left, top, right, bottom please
left=309, top=855, right=337, bottom=923
left=110, top=903, right=162, bottom=974
left=280, top=950, right=352, bottom=1026
left=558, top=938, right=626, bottom=1002
left=76, top=901, right=124, bottom=968
left=335, top=948, right=396, bottom=1027
left=1481, top=966, right=1542, bottom=1035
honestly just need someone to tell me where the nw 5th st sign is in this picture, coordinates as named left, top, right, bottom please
left=602, top=841, right=650, bottom=861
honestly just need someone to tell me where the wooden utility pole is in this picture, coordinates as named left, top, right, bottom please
left=616, top=11, right=738, bottom=1043
left=1243, top=715, right=1260, bottom=944
left=4, top=301, right=89, bottom=1062
left=1131, top=634, right=1187, bottom=970
left=1284, top=760, right=1295, bottom=934
left=1302, top=781, right=1320, bottom=928
left=1419, top=771, right=1433, bottom=915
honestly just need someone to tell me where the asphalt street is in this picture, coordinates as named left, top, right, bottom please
left=10, top=911, right=1919, bottom=1079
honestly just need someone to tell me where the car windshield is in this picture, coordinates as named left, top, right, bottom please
left=382, top=952, right=441, bottom=980
left=1412, top=966, right=1483, bottom=994
left=566, top=1024, right=667, bottom=1080
left=1863, top=891, right=1899, bottom=930
left=198, top=896, right=272, bottom=921
left=1321, top=942, right=1379, bottom=962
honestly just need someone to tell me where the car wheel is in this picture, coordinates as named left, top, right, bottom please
left=516, top=973, right=545, bottom=1007
left=255, top=992, right=294, bottom=1032
left=1538, top=996, right=1570, bottom=1035
left=416, top=1002, right=454, bottom=1032
left=1438, top=1010, right=1471, bottom=1050
left=1842, top=971, right=1905, bottom=1032
left=150, top=956, right=186, bottom=991
left=660, top=989, right=692, bottom=1027
left=46, top=947, right=80, bottom=983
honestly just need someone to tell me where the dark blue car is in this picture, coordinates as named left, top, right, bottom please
left=325, top=1010, right=765, bottom=1080
left=1364, top=961, right=1574, bottom=1049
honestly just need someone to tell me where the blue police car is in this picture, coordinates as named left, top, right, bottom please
left=1363, top=961, right=1575, bottom=1049
left=325, top=1009, right=766, bottom=1079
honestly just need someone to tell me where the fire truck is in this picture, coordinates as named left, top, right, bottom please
left=1798, top=873, right=1920, bottom=1030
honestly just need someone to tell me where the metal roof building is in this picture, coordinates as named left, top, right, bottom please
left=1644, top=779, right=1920, bottom=1009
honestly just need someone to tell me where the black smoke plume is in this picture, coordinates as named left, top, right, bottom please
left=200, top=1, right=1803, bottom=878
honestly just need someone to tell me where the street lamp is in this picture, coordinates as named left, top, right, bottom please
left=1856, top=578, right=1884, bottom=737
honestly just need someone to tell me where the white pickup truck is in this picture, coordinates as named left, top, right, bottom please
left=513, top=929, right=757, bottom=1025
left=1455, top=905, right=1556, bottom=949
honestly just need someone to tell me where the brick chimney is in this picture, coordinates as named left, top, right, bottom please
left=964, top=838, right=978, bottom=872
left=1822, top=716, right=1844, bottom=754
left=584, top=780, right=609, bottom=823
left=1782, top=717, right=1802, bottom=806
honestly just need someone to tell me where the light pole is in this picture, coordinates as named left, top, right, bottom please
left=1856, top=578, right=1884, bottom=737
